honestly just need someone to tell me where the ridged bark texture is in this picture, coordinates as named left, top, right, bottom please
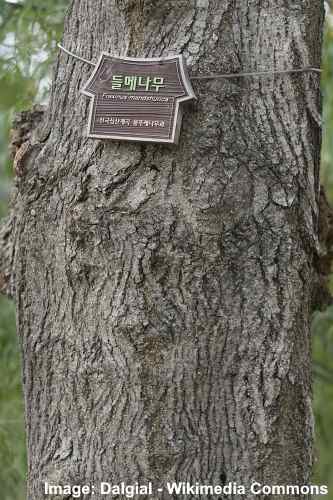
left=8, top=0, right=325, bottom=498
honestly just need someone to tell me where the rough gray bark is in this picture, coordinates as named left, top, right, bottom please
left=0, top=1, right=325, bottom=499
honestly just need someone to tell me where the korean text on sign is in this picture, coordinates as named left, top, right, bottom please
left=112, top=75, right=165, bottom=92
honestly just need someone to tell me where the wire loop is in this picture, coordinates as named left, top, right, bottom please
left=57, top=43, right=322, bottom=80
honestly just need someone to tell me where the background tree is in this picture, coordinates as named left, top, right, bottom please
left=0, top=1, right=333, bottom=499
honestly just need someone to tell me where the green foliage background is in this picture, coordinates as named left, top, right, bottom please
left=0, top=1, right=333, bottom=498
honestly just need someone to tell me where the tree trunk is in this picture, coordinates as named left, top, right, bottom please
left=0, top=1, right=324, bottom=499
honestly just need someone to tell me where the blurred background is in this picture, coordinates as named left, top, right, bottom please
left=0, top=1, right=333, bottom=499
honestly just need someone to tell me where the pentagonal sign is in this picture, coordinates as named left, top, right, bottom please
left=81, top=54, right=196, bottom=144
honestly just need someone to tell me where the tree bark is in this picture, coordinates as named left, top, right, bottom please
left=0, top=1, right=325, bottom=499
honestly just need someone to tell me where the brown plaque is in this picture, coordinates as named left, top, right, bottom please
left=81, top=54, right=196, bottom=144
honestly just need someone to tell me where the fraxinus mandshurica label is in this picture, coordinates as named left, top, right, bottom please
left=81, top=54, right=196, bottom=144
